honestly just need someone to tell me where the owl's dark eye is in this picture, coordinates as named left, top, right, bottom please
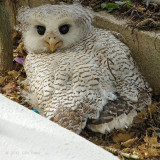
left=36, top=25, right=46, bottom=35
left=59, top=24, right=70, bottom=34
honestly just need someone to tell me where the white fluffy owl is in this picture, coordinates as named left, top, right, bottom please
left=17, top=4, right=152, bottom=134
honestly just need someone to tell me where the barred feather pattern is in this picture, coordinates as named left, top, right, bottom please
left=23, top=28, right=152, bottom=134
left=21, top=4, right=152, bottom=134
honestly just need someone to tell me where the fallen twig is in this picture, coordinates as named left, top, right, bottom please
left=102, top=146, right=140, bottom=159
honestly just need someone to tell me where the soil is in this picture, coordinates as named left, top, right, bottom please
left=56, top=0, right=160, bottom=31
left=0, top=1, right=160, bottom=159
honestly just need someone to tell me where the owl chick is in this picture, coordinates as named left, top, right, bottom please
left=17, top=4, right=152, bottom=134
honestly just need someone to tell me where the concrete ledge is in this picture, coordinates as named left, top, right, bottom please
left=93, top=12, right=160, bottom=94
left=0, top=94, right=119, bottom=160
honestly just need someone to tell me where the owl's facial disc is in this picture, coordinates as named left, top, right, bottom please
left=36, top=25, right=63, bottom=52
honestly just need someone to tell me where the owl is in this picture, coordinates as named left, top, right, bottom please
left=17, top=4, right=152, bottom=134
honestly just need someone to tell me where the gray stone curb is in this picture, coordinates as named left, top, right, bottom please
left=93, top=12, right=160, bottom=94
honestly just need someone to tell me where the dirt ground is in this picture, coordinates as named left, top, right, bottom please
left=0, top=1, right=160, bottom=159
left=56, top=0, right=160, bottom=31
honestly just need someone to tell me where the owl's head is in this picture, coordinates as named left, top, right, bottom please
left=17, top=4, right=93, bottom=53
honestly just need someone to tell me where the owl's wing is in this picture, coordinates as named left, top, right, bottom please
left=87, top=79, right=151, bottom=134
left=44, top=53, right=118, bottom=134
left=115, top=78, right=152, bottom=110
left=94, top=29, right=152, bottom=104
left=51, top=104, right=99, bottom=134
left=87, top=94, right=137, bottom=134
left=87, top=76, right=152, bottom=134
left=85, top=30, right=152, bottom=134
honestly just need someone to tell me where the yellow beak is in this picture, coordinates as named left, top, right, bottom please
left=48, top=38, right=63, bottom=52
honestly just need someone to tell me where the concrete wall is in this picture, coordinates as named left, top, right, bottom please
left=94, top=12, right=160, bottom=94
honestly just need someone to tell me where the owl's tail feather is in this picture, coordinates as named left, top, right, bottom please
left=50, top=104, right=100, bottom=134
left=50, top=91, right=152, bottom=134
left=87, top=89, right=152, bottom=134
left=87, top=96, right=138, bottom=134
left=136, top=91, right=152, bottom=111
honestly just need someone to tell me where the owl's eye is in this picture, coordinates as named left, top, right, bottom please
left=59, top=24, right=70, bottom=34
left=36, top=25, right=46, bottom=35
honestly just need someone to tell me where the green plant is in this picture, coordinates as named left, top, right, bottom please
left=101, top=1, right=132, bottom=13
left=145, top=0, right=150, bottom=7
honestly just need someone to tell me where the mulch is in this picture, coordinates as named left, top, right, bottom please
left=57, top=0, right=160, bottom=31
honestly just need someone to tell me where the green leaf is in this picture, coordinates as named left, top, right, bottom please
left=101, top=3, right=107, bottom=9
left=146, top=0, right=150, bottom=7
left=125, top=1, right=132, bottom=5
left=115, top=1, right=126, bottom=5
left=107, top=8, right=114, bottom=12
left=101, top=1, right=132, bottom=13
left=115, top=1, right=132, bottom=5
left=105, top=3, right=118, bottom=12
left=106, top=3, right=118, bottom=8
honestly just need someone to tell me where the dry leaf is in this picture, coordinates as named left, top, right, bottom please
left=8, top=70, right=19, bottom=78
left=17, top=76, right=26, bottom=85
left=148, top=103, right=157, bottom=119
left=2, top=82, right=17, bottom=94
left=121, top=137, right=138, bottom=147
left=136, top=18, right=154, bottom=27
left=137, top=7, right=146, bottom=12
left=113, top=132, right=134, bottom=143
left=0, top=77, right=6, bottom=85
